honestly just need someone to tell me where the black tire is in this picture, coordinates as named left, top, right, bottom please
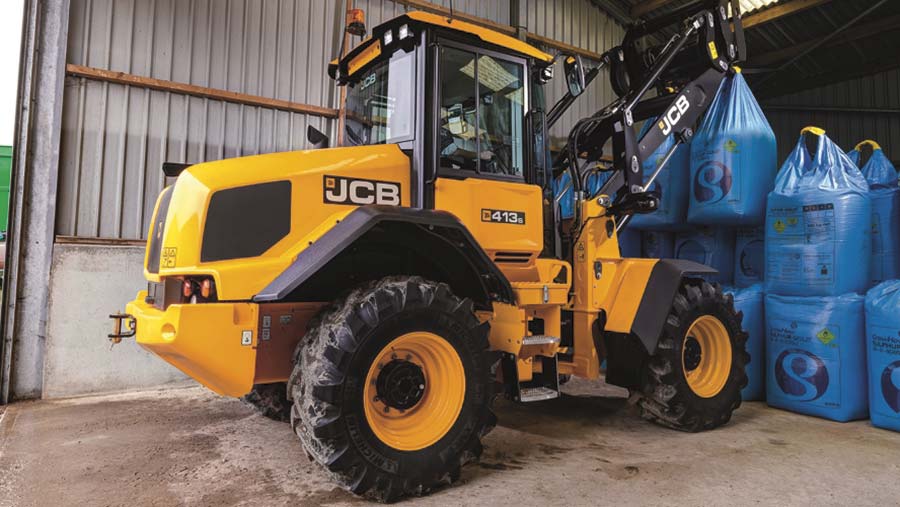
left=288, top=276, right=498, bottom=502
left=635, top=279, right=749, bottom=432
left=241, top=382, right=291, bottom=422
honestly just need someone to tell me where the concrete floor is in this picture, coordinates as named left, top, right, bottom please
left=1, top=380, right=899, bottom=507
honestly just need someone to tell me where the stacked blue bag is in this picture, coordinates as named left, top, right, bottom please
left=689, top=70, right=777, bottom=225
left=765, top=128, right=872, bottom=296
left=765, top=293, right=868, bottom=422
left=641, top=231, right=674, bottom=258
left=674, top=227, right=734, bottom=283
left=725, top=284, right=765, bottom=401
left=630, top=118, right=690, bottom=230
left=848, top=140, right=900, bottom=285
left=618, top=228, right=642, bottom=258
left=734, top=227, right=765, bottom=287
left=865, top=281, right=900, bottom=432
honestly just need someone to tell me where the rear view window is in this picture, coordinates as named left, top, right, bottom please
left=201, top=181, right=291, bottom=262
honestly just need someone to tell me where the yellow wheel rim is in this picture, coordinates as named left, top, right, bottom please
left=682, top=315, right=732, bottom=398
left=363, top=332, right=465, bottom=451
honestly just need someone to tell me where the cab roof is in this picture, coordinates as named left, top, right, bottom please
left=328, top=11, right=553, bottom=81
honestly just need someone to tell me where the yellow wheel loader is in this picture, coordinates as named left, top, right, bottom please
left=111, top=2, right=749, bottom=501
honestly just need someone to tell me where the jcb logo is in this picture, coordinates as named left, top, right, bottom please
left=323, top=175, right=401, bottom=206
left=657, top=95, right=690, bottom=136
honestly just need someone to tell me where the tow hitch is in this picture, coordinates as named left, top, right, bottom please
left=109, top=313, right=136, bottom=344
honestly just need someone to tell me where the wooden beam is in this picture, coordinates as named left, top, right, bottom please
left=743, top=0, right=832, bottom=29
left=66, top=64, right=340, bottom=118
left=750, top=14, right=900, bottom=66
left=526, top=33, right=604, bottom=61
left=630, top=0, right=678, bottom=19
left=55, top=236, right=147, bottom=247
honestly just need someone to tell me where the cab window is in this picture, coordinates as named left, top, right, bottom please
left=439, top=46, right=525, bottom=178
left=344, top=49, right=415, bottom=146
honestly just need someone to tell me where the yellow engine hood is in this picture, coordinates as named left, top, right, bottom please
left=146, top=144, right=411, bottom=300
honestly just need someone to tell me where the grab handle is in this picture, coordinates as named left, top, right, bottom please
left=853, top=139, right=882, bottom=151
left=800, top=126, right=825, bottom=136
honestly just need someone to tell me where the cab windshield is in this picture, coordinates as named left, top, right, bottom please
left=344, top=49, right=415, bottom=146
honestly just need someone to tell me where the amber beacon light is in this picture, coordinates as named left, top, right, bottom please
left=346, top=9, right=366, bottom=36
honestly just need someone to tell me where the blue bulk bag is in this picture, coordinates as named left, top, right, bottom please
left=734, top=227, right=765, bottom=288
left=641, top=231, right=674, bottom=258
left=674, top=227, right=735, bottom=283
left=765, top=292, right=868, bottom=422
left=765, top=128, right=871, bottom=296
left=864, top=281, right=900, bottom=432
left=618, top=227, right=642, bottom=258
left=553, top=170, right=611, bottom=219
left=688, top=71, right=777, bottom=225
left=725, top=284, right=765, bottom=401
left=630, top=118, right=690, bottom=230
left=848, top=140, right=900, bottom=285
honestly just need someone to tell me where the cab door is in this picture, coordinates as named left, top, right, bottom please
left=432, top=43, right=543, bottom=266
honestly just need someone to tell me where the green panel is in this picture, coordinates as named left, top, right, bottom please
left=0, top=145, right=10, bottom=239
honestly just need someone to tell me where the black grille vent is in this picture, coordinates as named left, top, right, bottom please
left=494, top=251, right=532, bottom=264
left=201, top=181, right=292, bottom=262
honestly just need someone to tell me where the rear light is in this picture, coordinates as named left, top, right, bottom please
left=179, top=277, right=216, bottom=302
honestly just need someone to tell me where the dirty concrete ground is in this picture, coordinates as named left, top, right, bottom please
left=1, top=379, right=899, bottom=507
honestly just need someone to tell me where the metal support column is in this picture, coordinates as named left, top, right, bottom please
left=1, top=0, right=71, bottom=403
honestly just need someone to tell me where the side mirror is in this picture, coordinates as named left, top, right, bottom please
left=307, top=125, right=330, bottom=149
left=564, top=55, right=586, bottom=97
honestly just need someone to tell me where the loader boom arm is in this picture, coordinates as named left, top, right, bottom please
left=553, top=0, right=745, bottom=231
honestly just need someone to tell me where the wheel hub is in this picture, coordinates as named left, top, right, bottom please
left=683, top=336, right=702, bottom=371
left=376, top=359, right=426, bottom=410
left=682, top=315, right=732, bottom=399
left=363, top=332, right=466, bottom=451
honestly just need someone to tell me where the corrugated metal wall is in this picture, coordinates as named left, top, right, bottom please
left=763, top=68, right=900, bottom=166
left=59, top=0, right=343, bottom=239
left=57, top=0, right=624, bottom=240
left=522, top=0, right=624, bottom=141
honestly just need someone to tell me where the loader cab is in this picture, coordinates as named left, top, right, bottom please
left=331, top=11, right=558, bottom=264
left=332, top=12, right=557, bottom=195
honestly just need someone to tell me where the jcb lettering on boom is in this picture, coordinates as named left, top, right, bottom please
left=658, top=95, right=690, bottom=136
left=323, top=175, right=401, bottom=206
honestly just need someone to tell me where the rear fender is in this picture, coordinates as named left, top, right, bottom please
left=253, top=205, right=515, bottom=309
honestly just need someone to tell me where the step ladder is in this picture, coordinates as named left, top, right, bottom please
left=504, top=335, right=561, bottom=403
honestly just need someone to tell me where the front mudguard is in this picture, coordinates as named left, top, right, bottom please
left=630, top=259, right=717, bottom=354
left=602, top=259, right=718, bottom=390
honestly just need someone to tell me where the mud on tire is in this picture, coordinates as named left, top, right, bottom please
left=635, top=279, right=749, bottom=432
left=287, top=276, right=499, bottom=502
left=241, top=383, right=292, bottom=422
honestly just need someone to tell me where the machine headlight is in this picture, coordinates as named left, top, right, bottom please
left=383, top=30, right=393, bottom=46
left=399, top=24, right=410, bottom=39
left=540, top=66, right=553, bottom=83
